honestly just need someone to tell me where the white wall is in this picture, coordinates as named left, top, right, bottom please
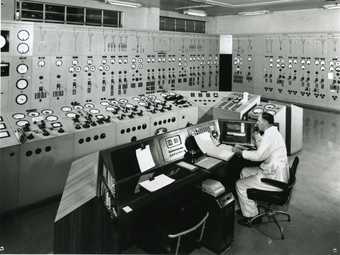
left=207, top=8, right=340, bottom=35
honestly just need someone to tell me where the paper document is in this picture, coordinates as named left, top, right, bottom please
left=195, top=157, right=221, bottom=169
left=194, top=132, right=234, bottom=161
left=176, top=161, right=198, bottom=171
left=136, top=145, right=155, bottom=172
left=139, top=174, right=175, bottom=192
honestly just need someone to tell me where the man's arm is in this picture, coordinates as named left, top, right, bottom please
left=242, top=134, right=271, bottom=162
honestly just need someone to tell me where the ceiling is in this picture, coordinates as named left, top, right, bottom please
left=105, top=0, right=340, bottom=16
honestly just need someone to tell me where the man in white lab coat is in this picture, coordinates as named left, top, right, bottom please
left=232, top=112, right=289, bottom=226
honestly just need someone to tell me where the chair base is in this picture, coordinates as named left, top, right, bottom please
left=249, top=208, right=291, bottom=240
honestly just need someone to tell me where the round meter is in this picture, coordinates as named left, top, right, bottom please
left=17, top=64, right=28, bottom=74
left=12, top=113, right=25, bottom=119
left=46, top=115, right=58, bottom=122
left=17, top=43, right=29, bottom=54
left=66, top=112, right=76, bottom=118
left=125, top=103, right=135, bottom=109
left=74, top=105, right=83, bottom=110
left=264, top=104, right=275, bottom=110
left=84, top=103, right=94, bottom=108
left=38, top=60, right=45, bottom=67
left=102, top=59, right=107, bottom=64
left=106, top=106, right=116, bottom=112
left=69, top=67, right=74, bottom=73
left=17, top=30, right=30, bottom=41
left=132, top=97, right=140, bottom=102
left=118, top=98, right=128, bottom=104
left=28, top=112, right=39, bottom=117
left=56, top=60, right=63, bottom=67
left=41, top=109, right=53, bottom=115
left=89, top=109, right=100, bottom=114
left=100, top=101, right=109, bottom=106
left=138, top=101, right=148, bottom=107
left=16, top=120, right=29, bottom=127
left=87, top=59, right=93, bottom=65
left=16, top=94, right=28, bottom=105
left=61, top=106, right=72, bottom=112
left=90, top=66, right=96, bottom=72
left=16, top=79, right=28, bottom=90
left=96, top=114, right=104, bottom=119
left=72, top=60, right=79, bottom=65
left=110, top=100, right=118, bottom=105
left=51, top=122, right=62, bottom=128
left=104, top=65, right=110, bottom=71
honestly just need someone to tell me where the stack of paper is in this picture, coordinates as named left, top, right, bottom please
left=136, top=145, right=155, bottom=172
left=194, top=132, right=235, bottom=161
left=139, top=174, right=175, bottom=192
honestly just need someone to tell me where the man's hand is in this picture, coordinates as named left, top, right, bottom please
left=232, top=145, right=243, bottom=156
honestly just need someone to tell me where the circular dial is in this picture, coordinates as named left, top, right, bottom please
left=17, top=43, right=29, bottom=54
left=106, top=106, right=116, bottom=112
left=84, top=103, right=94, bottom=108
left=0, top=35, right=6, bottom=49
left=16, top=120, right=29, bottom=127
left=28, top=112, right=39, bottom=117
left=52, top=122, right=62, bottom=128
left=89, top=108, right=100, bottom=114
left=16, top=94, right=28, bottom=105
left=17, top=64, right=28, bottom=74
left=16, top=79, right=28, bottom=90
left=253, top=108, right=263, bottom=114
left=12, top=113, right=25, bottom=119
left=61, top=106, right=72, bottom=112
left=46, top=115, right=58, bottom=122
left=74, top=105, right=83, bottom=110
left=264, top=104, right=275, bottom=110
left=96, top=114, right=104, bottom=119
left=138, top=101, right=148, bottom=107
left=110, top=100, right=118, bottom=105
left=125, top=103, right=135, bottom=109
left=66, top=112, right=76, bottom=118
left=56, top=60, right=63, bottom=67
left=118, top=98, right=128, bottom=104
left=41, top=109, right=53, bottom=115
left=17, top=30, right=30, bottom=41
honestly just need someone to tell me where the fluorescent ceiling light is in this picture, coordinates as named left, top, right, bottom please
left=323, top=3, right=340, bottom=10
left=183, top=9, right=207, bottom=17
left=192, top=0, right=303, bottom=8
left=238, top=10, right=270, bottom=16
left=105, top=0, right=142, bottom=8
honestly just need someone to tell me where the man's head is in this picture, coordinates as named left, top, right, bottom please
left=257, top=112, right=274, bottom=131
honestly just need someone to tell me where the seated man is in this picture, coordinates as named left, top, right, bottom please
left=232, top=112, right=289, bottom=226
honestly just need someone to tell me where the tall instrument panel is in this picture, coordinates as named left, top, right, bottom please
left=0, top=20, right=220, bottom=213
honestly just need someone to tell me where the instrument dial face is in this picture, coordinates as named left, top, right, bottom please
left=52, top=122, right=62, bottom=128
left=13, top=113, right=25, bottom=119
left=28, top=112, right=39, bottom=117
left=16, top=94, right=28, bottom=105
left=100, top=101, right=109, bottom=106
left=72, top=60, right=78, bottom=65
left=17, top=64, right=28, bottom=74
left=106, top=106, right=116, bottom=111
left=138, top=101, right=147, bottom=107
left=264, top=104, right=275, bottom=110
left=16, top=79, right=28, bottom=90
left=66, top=112, right=76, bottom=118
left=110, top=100, right=118, bottom=105
left=132, top=97, right=140, bottom=102
left=41, top=109, right=53, bottom=115
left=16, top=120, right=29, bottom=127
left=17, top=43, right=29, bottom=54
left=84, top=103, right=95, bottom=108
left=61, top=106, right=72, bottom=112
left=96, top=114, right=104, bottom=119
left=118, top=98, right=128, bottom=104
left=56, top=60, right=63, bottom=66
left=46, top=115, right=58, bottom=122
left=17, top=30, right=30, bottom=41
left=74, top=105, right=83, bottom=110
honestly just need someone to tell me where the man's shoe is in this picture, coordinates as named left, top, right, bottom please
left=238, top=216, right=262, bottom=227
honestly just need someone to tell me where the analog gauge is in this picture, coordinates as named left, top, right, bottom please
left=315, top=60, right=320, bottom=65
left=17, top=64, right=28, bottom=74
left=269, top=63, right=273, bottom=68
left=281, top=64, right=285, bottom=68
left=17, top=43, right=29, bottom=54
left=160, top=93, right=168, bottom=98
left=301, top=65, right=305, bottom=70
left=132, top=58, right=136, bottom=63
left=147, top=58, right=151, bottom=63
left=17, top=30, right=30, bottom=41
left=66, top=112, right=76, bottom=118
left=72, top=60, right=78, bottom=65
left=330, top=67, right=335, bottom=72
left=74, top=105, right=83, bottom=110
left=148, top=95, right=156, bottom=100
left=276, top=59, right=280, bottom=63
left=266, top=110, right=276, bottom=115
left=276, top=64, right=280, bottom=68
left=16, top=94, right=28, bottom=105
left=46, top=115, right=58, bottom=122
left=96, top=114, right=104, bottom=119
left=41, top=109, right=53, bottom=115
left=100, top=101, right=109, bottom=106
left=102, top=59, right=107, bottom=64
left=99, top=65, right=104, bottom=71
left=118, top=59, right=123, bottom=64
left=132, top=97, right=140, bottom=102
left=104, top=65, right=110, bottom=71
left=56, top=60, right=63, bottom=66
left=89, top=109, right=100, bottom=114
left=12, top=113, right=25, bottom=119
left=111, top=59, right=115, bottom=64
left=301, top=59, right=305, bottom=64
left=28, top=112, right=39, bottom=117
left=321, top=60, right=325, bottom=65
left=106, top=106, right=116, bottom=111
left=16, top=79, right=28, bottom=90
left=87, top=59, right=93, bottom=65
left=253, top=108, right=263, bottom=114
left=84, top=103, right=94, bottom=108
left=179, top=63, right=182, bottom=66
left=293, top=59, right=298, bottom=64
left=138, top=58, right=143, bottom=63
left=69, top=67, right=74, bottom=73
left=335, top=67, right=340, bottom=72
left=84, top=66, right=89, bottom=72
left=288, top=64, right=293, bottom=69
left=306, top=60, right=311, bottom=65
left=75, top=66, right=81, bottom=72
left=90, top=66, right=95, bottom=72
left=330, top=61, right=334, bottom=66
left=38, top=60, right=45, bottom=67
left=288, top=59, right=292, bottom=64
left=118, top=98, right=128, bottom=104
left=155, top=99, right=163, bottom=104
left=125, top=103, right=135, bottom=109
left=162, top=58, right=166, bottom=62
left=131, top=64, right=136, bottom=70
left=158, top=58, right=162, bottom=62
left=110, top=100, right=118, bottom=105
left=336, top=61, right=340, bottom=67
left=264, top=104, right=275, bottom=110
left=61, top=106, right=72, bottom=112
left=123, top=59, right=128, bottom=64
left=320, top=66, right=326, bottom=71
left=138, top=101, right=148, bottom=107
left=16, top=120, right=29, bottom=127
left=51, top=122, right=62, bottom=128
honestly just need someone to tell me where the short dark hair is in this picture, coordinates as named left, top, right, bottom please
left=262, top=112, right=274, bottom=124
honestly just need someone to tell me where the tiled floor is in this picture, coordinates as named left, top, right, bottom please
left=1, top=108, right=340, bottom=254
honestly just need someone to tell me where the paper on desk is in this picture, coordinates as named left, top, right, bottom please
left=139, top=174, right=175, bottom=192
left=194, top=132, right=234, bottom=161
left=136, top=145, right=155, bottom=172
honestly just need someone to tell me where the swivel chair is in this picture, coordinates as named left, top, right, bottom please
left=246, top=156, right=299, bottom=240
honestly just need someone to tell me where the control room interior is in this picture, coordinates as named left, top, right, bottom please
left=0, top=0, right=340, bottom=254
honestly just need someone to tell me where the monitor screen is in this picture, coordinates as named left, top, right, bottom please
left=221, top=120, right=255, bottom=146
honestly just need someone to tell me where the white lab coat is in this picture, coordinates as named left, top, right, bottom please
left=236, top=126, right=289, bottom=217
